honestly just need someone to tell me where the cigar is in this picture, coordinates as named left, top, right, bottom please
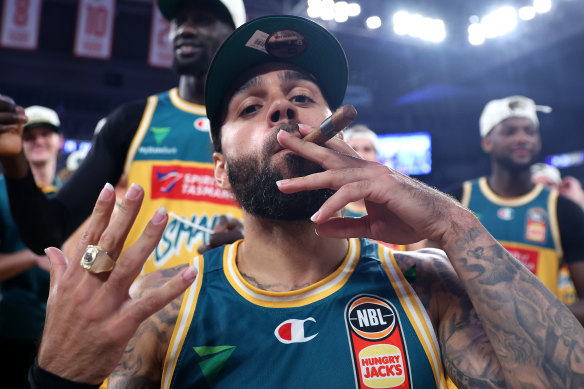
left=303, top=104, right=358, bottom=145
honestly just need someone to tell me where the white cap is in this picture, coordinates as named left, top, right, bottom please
left=24, top=105, right=61, bottom=132
left=531, top=163, right=562, bottom=186
left=479, top=95, right=552, bottom=137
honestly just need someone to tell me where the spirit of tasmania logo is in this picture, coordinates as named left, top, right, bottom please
left=345, top=295, right=411, bottom=389
left=151, top=165, right=237, bottom=206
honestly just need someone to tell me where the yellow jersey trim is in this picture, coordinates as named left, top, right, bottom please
left=547, top=190, right=563, bottom=259
left=478, top=177, right=544, bottom=206
left=461, top=180, right=472, bottom=208
left=224, top=238, right=359, bottom=308
left=169, top=88, right=206, bottom=115
left=380, top=246, right=447, bottom=389
left=123, top=94, right=158, bottom=174
left=162, top=256, right=204, bottom=389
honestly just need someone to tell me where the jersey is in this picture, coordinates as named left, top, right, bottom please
left=121, top=88, right=242, bottom=274
left=162, top=238, right=448, bottom=389
left=461, top=177, right=567, bottom=298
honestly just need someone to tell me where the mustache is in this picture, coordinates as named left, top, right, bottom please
left=266, top=122, right=300, bottom=155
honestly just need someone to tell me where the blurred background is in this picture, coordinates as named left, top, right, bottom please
left=1, top=0, right=583, bottom=190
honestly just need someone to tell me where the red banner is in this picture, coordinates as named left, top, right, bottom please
left=73, top=0, right=116, bottom=59
left=1, top=0, right=43, bottom=50
left=148, top=2, right=172, bottom=68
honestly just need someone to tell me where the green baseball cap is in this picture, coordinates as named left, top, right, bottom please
left=205, top=15, right=348, bottom=144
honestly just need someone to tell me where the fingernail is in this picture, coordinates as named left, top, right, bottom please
left=276, top=179, right=289, bottom=187
left=183, top=266, right=198, bottom=282
left=278, top=129, right=292, bottom=137
left=126, top=183, right=142, bottom=200
left=314, top=227, right=320, bottom=236
left=298, top=124, right=312, bottom=132
left=310, top=211, right=320, bottom=222
left=152, top=206, right=167, bottom=224
left=98, top=182, right=114, bottom=201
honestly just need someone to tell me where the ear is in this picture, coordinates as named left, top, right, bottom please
left=481, top=135, right=492, bottom=154
left=213, top=152, right=231, bottom=190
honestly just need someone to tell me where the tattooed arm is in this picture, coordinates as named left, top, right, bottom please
left=108, top=265, right=187, bottom=389
left=438, top=222, right=584, bottom=388
left=276, top=125, right=584, bottom=388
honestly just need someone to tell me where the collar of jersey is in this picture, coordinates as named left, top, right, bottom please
left=169, top=88, right=206, bottom=115
left=479, top=176, right=545, bottom=206
left=223, top=238, right=360, bottom=308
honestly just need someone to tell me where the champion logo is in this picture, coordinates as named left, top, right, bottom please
left=193, top=117, right=210, bottom=132
left=156, top=171, right=183, bottom=193
left=274, top=318, right=318, bottom=344
left=497, top=207, right=514, bottom=221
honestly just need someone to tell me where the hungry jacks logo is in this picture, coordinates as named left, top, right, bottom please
left=345, top=295, right=411, bottom=388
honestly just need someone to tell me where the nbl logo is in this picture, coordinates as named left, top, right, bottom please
left=347, top=297, right=396, bottom=340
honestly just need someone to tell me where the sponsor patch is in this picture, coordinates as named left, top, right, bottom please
left=151, top=165, right=237, bottom=205
left=346, top=295, right=411, bottom=388
left=503, top=245, right=539, bottom=274
left=525, top=207, right=547, bottom=243
left=274, top=318, right=318, bottom=344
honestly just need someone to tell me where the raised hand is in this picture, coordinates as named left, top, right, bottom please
left=275, top=128, right=471, bottom=246
left=36, top=183, right=197, bottom=385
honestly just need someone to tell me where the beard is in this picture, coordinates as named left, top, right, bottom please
left=225, top=132, right=334, bottom=220
left=172, top=51, right=211, bottom=77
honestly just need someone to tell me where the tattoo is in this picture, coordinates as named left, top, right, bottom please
left=238, top=256, right=344, bottom=292
left=239, top=270, right=311, bottom=291
left=445, top=227, right=584, bottom=388
left=108, top=266, right=185, bottom=389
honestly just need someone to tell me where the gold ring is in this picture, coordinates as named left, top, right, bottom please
left=80, top=245, right=115, bottom=274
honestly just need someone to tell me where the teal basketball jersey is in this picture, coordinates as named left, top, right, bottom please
left=162, top=238, right=447, bottom=389
left=462, top=177, right=563, bottom=295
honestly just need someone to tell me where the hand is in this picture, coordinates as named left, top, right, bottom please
left=0, top=94, right=26, bottom=133
left=275, top=129, right=473, bottom=246
left=197, top=215, right=244, bottom=254
left=0, top=94, right=26, bottom=155
left=560, top=176, right=584, bottom=208
left=37, top=183, right=197, bottom=385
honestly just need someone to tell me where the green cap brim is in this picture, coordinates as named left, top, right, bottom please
left=205, top=15, right=348, bottom=137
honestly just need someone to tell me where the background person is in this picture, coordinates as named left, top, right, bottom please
left=0, top=0, right=246, bottom=277
left=439, top=96, right=584, bottom=324
left=0, top=105, right=62, bottom=388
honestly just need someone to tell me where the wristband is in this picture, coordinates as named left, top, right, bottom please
left=28, top=359, right=101, bottom=389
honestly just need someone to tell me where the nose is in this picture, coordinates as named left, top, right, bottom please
left=267, top=99, right=298, bottom=126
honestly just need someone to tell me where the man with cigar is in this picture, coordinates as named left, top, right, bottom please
left=0, top=0, right=245, bottom=275
left=31, top=16, right=584, bottom=389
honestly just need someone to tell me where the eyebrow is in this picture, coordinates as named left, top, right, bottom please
left=232, top=70, right=317, bottom=97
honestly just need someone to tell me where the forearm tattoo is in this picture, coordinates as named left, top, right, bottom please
left=445, top=227, right=584, bottom=388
